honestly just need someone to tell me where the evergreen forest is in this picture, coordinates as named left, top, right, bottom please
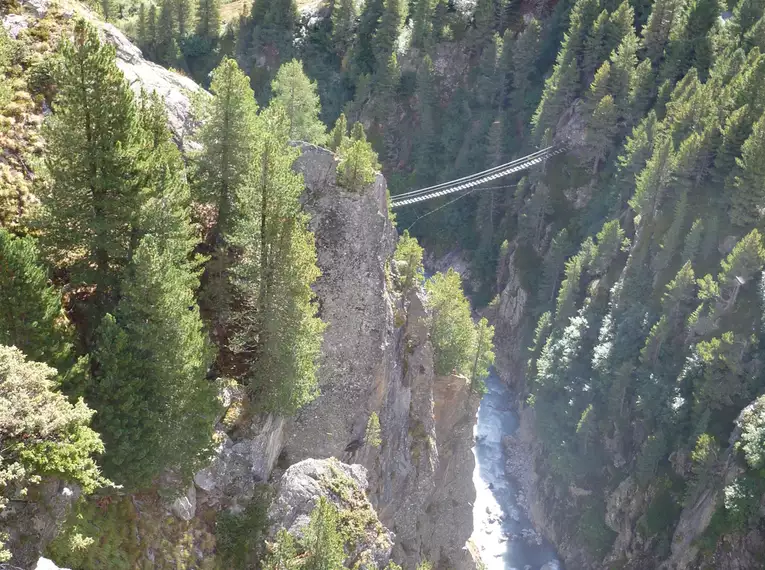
left=2, top=0, right=765, bottom=563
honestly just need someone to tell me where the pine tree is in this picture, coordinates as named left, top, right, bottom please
left=328, top=112, right=348, bottom=151
left=609, top=33, right=638, bottom=121
left=585, top=61, right=611, bottom=114
left=196, top=0, right=221, bottom=42
left=375, top=51, right=400, bottom=124
left=137, top=91, right=198, bottom=265
left=555, top=254, right=584, bottom=326
left=373, top=0, right=404, bottom=71
left=90, top=234, right=218, bottom=488
left=0, top=230, right=73, bottom=369
left=629, top=58, right=655, bottom=119
left=352, top=0, right=384, bottom=77
left=426, top=269, right=478, bottom=377
left=652, top=191, right=687, bottom=278
left=629, top=134, right=674, bottom=220
left=718, top=229, right=765, bottom=298
left=606, top=1, right=635, bottom=50
left=0, top=345, right=105, bottom=561
left=585, top=94, right=618, bottom=171
left=674, top=0, right=720, bottom=79
left=226, top=107, right=325, bottom=414
left=176, top=0, right=193, bottom=37
left=583, top=10, right=610, bottom=78
left=303, top=497, right=345, bottom=570
left=137, top=3, right=148, bottom=49
left=40, top=21, right=144, bottom=323
left=193, top=57, right=259, bottom=242
left=730, top=0, right=764, bottom=41
left=510, top=19, right=542, bottom=122
left=263, top=529, right=298, bottom=570
left=351, top=120, right=366, bottom=141
left=271, top=59, right=326, bottom=144
left=470, top=317, right=495, bottom=393
left=337, top=122, right=379, bottom=190
left=538, top=229, right=572, bottom=307
left=101, top=0, right=117, bottom=21
left=415, top=55, right=439, bottom=183
left=729, top=113, right=765, bottom=227
left=393, top=230, right=424, bottom=290
left=331, top=0, right=357, bottom=55
left=146, top=4, right=158, bottom=58
left=531, top=55, right=580, bottom=139
left=681, top=218, right=703, bottom=263
left=410, top=0, right=435, bottom=48
left=472, top=0, right=495, bottom=48
left=156, top=0, right=181, bottom=66
left=591, top=219, right=625, bottom=275
left=642, top=0, right=686, bottom=63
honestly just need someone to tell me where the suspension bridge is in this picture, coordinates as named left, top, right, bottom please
left=389, top=144, right=566, bottom=209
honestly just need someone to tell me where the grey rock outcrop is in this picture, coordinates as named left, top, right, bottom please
left=193, top=415, right=285, bottom=512
left=170, top=484, right=197, bottom=521
left=0, top=480, right=80, bottom=569
left=33, top=558, right=70, bottom=570
left=284, top=143, right=397, bottom=463
left=280, top=145, right=479, bottom=570
left=495, top=247, right=530, bottom=391
left=659, top=406, right=747, bottom=570
left=269, top=458, right=394, bottom=569
left=5, top=0, right=202, bottom=148
left=98, top=24, right=203, bottom=148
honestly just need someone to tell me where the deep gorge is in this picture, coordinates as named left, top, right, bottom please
left=2, top=0, right=765, bottom=565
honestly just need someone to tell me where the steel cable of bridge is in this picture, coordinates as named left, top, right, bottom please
left=390, top=146, right=565, bottom=208
left=403, top=184, right=517, bottom=231
left=390, top=146, right=558, bottom=202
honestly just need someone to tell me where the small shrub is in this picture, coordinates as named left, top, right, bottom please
left=365, top=412, right=382, bottom=448
left=216, top=486, right=272, bottom=569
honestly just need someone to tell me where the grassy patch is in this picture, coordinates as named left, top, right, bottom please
left=320, top=460, right=386, bottom=549
left=47, top=494, right=218, bottom=570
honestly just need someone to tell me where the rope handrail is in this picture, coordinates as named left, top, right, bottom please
left=392, top=145, right=558, bottom=201
left=390, top=145, right=565, bottom=208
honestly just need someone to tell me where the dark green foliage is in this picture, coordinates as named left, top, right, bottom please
left=303, top=497, right=345, bottom=570
left=729, top=112, right=765, bottom=226
left=426, top=269, right=477, bottom=376
left=270, top=59, right=327, bottom=144
left=195, top=0, right=221, bottom=42
left=192, top=57, right=259, bottom=242
left=328, top=112, right=348, bottom=151
left=216, top=488, right=272, bottom=569
left=337, top=122, right=379, bottom=191
left=0, top=230, right=73, bottom=369
left=225, top=106, right=325, bottom=415
left=89, top=235, right=218, bottom=488
left=39, top=21, right=145, bottom=322
left=393, top=230, right=424, bottom=291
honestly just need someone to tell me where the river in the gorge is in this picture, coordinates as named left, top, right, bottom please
left=470, top=372, right=562, bottom=570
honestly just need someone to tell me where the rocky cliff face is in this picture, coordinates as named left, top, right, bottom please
left=284, top=145, right=480, bottom=570
left=179, top=145, right=480, bottom=569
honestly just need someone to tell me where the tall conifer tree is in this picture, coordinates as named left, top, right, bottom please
left=40, top=21, right=144, bottom=324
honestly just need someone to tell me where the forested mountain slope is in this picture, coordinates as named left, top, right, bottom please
left=2, top=0, right=765, bottom=564
left=0, top=1, right=494, bottom=568
left=115, top=0, right=765, bottom=562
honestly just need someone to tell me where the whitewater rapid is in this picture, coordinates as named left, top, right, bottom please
left=470, top=372, right=561, bottom=570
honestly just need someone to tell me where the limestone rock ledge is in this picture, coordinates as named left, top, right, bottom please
left=269, top=458, right=394, bottom=570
